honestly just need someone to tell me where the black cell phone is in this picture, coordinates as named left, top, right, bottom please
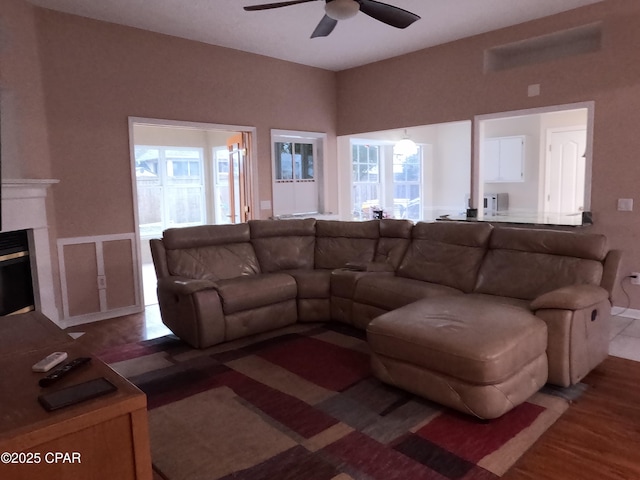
left=38, top=377, right=117, bottom=411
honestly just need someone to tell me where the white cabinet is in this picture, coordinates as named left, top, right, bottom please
left=484, top=136, right=524, bottom=182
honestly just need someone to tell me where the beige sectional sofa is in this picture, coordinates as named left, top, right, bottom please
left=150, top=218, right=621, bottom=418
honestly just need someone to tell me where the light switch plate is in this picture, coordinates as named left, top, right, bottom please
left=618, top=198, right=633, bottom=211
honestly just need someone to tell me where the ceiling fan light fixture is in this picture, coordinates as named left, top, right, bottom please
left=325, top=0, right=360, bottom=21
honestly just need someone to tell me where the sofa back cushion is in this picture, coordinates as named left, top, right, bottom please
left=315, top=220, right=379, bottom=269
left=397, top=221, right=493, bottom=293
left=374, top=219, right=413, bottom=269
left=249, top=218, right=316, bottom=272
left=474, top=227, right=607, bottom=300
left=163, top=224, right=260, bottom=281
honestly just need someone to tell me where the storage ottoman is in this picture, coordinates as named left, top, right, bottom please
left=366, top=296, right=548, bottom=419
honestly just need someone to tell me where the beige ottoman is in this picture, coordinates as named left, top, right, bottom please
left=366, top=296, right=548, bottom=419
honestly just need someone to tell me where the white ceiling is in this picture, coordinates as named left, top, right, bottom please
left=26, top=0, right=604, bottom=71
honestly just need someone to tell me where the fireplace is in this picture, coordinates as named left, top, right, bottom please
left=2, top=179, right=59, bottom=323
left=0, top=229, right=35, bottom=316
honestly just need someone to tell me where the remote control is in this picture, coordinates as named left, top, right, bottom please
left=38, top=357, right=92, bottom=388
left=32, top=352, right=68, bottom=372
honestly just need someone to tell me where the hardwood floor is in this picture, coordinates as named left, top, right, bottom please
left=503, top=355, right=640, bottom=479
left=67, top=307, right=640, bottom=479
left=66, top=304, right=171, bottom=354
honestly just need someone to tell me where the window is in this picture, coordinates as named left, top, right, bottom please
left=351, top=142, right=423, bottom=222
left=135, top=146, right=205, bottom=237
left=392, top=151, right=421, bottom=221
left=274, top=142, right=314, bottom=181
left=271, top=130, right=325, bottom=216
left=352, top=144, right=380, bottom=220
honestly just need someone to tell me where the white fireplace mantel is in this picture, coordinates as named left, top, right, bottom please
left=2, top=178, right=60, bottom=323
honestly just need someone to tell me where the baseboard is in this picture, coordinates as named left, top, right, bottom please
left=61, top=305, right=143, bottom=329
left=612, top=306, right=640, bottom=320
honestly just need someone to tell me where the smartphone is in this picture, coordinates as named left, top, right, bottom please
left=38, top=377, right=117, bottom=411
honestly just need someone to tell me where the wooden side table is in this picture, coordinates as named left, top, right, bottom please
left=0, top=312, right=152, bottom=480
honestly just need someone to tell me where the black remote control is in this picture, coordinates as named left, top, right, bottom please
left=38, top=357, right=92, bottom=388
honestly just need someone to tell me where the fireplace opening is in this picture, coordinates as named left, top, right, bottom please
left=0, top=229, right=35, bottom=316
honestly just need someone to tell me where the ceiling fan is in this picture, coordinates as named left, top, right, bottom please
left=244, top=0, right=421, bottom=38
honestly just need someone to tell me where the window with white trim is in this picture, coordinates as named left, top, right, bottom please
left=135, top=146, right=205, bottom=236
left=392, top=150, right=422, bottom=221
left=352, top=144, right=380, bottom=220
left=351, top=143, right=422, bottom=221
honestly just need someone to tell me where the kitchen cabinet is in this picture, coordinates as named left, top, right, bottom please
left=484, top=136, right=524, bottom=182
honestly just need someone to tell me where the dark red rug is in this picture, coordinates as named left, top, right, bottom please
left=100, top=323, right=583, bottom=480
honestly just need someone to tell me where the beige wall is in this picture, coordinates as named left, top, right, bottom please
left=1, top=0, right=61, bottom=319
left=0, top=0, right=52, bottom=179
left=33, top=8, right=337, bottom=239
left=337, top=0, right=640, bottom=307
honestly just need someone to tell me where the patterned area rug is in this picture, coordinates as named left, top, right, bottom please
left=99, top=323, right=584, bottom=480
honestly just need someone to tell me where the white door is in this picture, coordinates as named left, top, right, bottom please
left=545, top=128, right=586, bottom=216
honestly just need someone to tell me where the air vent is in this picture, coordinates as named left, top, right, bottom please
left=484, top=22, right=603, bottom=73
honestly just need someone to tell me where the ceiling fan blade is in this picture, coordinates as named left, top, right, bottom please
left=244, top=0, right=318, bottom=11
left=311, top=14, right=338, bottom=38
left=358, top=0, right=420, bottom=29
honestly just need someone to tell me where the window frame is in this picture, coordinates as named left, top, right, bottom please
left=350, top=140, right=423, bottom=221
left=134, top=145, right=206, bottom=237
left=351, top=143, right=382, bottom=220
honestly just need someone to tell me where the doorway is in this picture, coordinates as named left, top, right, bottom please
left=129, top=118, right=256, bottom=306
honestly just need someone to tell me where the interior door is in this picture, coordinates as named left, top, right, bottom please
left=226, top=133, right=252, bottom=223
left=545, top=128, right=586, bottom=217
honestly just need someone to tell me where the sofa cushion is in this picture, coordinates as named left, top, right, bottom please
left=214, top=273, right=297, bottom=314
left=487, top=226, right=608, bottom=260
left=165, top=243, right=260, bottom=281
left=163, top=223, right=260, bottom=281
left=474, top=227, right=606, bottom=300
left=249, top=219, right=316, bottom=272
left=379, top=218, right=414, bottom=239
left=397, top=221, right=493, bottom=293
left=353, top=275, right=462, bottom=311
left=315, top=220, right=379, bottom=269
left=374, top=219, right=413, bottom=269
left=367, top=296, right=547, bottom=385
left=284, top=269, right=331, bottom=298
left=163, top=223, right=250, bottom=249
left=464, top=293, right=531, bottom=310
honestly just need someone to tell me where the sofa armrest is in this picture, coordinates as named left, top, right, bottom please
left=156, top=276, right=225, bottom=348
left=157, top=276, right=218, bottom=295
left=530, top=284, right=610, bottom=311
